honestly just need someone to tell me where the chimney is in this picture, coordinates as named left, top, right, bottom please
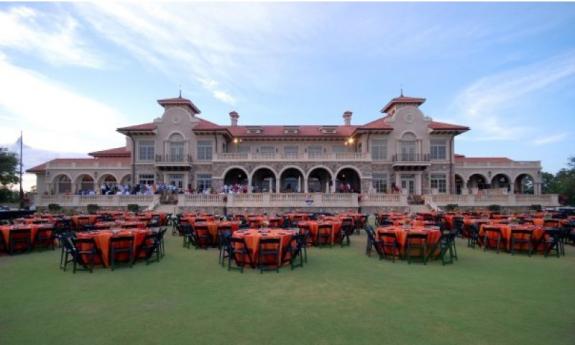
left=229, top=111, right=239, bottom=127
left=343, top=111, right=352, bottom=126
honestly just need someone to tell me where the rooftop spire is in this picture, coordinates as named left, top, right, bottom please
left=400, top=84, right=404, bottom=97
left=178, top=84, right=182, bottom=98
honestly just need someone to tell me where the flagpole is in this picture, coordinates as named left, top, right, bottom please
left=19, top=131, right=24, bottom=209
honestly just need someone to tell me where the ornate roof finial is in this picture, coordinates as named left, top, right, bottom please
left=178, top=84, right=182, bottom=98
left=400, top=84, right=404, bottom=97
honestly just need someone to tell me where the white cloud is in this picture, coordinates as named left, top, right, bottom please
left=0, top=54, right=126, bottom=154
left=0, top=6, right=103, bottom=68
left=532, top=132, right=569, bottom=146
left=451, top=51, right=575, bottom=141
left=73, top=2, right=325, bottom=105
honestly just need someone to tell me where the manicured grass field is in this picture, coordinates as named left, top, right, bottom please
left=1, top=226, right=574, bottom=345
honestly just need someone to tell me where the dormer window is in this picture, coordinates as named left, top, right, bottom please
left=283, top=126, right=299, bottom=134
left=246, top=126, right=263, bottom=134
left=320, top=126, right=337, bottom=134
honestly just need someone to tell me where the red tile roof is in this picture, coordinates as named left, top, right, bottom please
left=88, top=146, right=130, bottom=158
left=117, top=122, right=156, bottom=132
left=357, top=117, right=394, bottom=130
left=26, top=158, right=131, bottom=173
left=428, top=121, right=469, bottom=131
left=225, top=125, right=357, bottom=138
left=381, top=96, right=426, bottom=113
left=193, top=117, right=226, bottom=131
left=157, top=97, right=201, bottom=114
left=455, top=154, right=513, bottom=163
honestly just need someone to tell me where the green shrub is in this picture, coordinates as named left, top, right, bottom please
left=127, top=204, right=139, bottom=213
left=444, top=204, right=458, bottom=211
left=488, top=204, right=501, bottom=212
left=48, top=203, right=61, bottom=213
left=530, top=204, right=542, bottom=211
left=87, top=204, right=100, bottom=214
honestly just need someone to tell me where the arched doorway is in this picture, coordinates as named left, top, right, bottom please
left=54, top=175, right=71, bottom=194
left=307, top=167, right=332, bottom=193
left=76, top=175, right=95, bottom=194
left=224, top=168, right=248, bottom=189
left=280, top=168, right=304, bottom=193
left=336, top=168, right=361, bottom=193
left=467, top=174, right=487, bottom=192
left=491, top=173, right=511, bottom=192
left=251, top=168, right=276, bottom=193
left=454, top=174, right=464, bottom=195
left=515, top=174, right=534, bottom=194
left=98, top=174, right=117, bottom=195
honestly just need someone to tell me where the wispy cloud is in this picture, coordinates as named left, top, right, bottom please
left=73, top=2, right=326, bottom=106
left=0, top=6, right=103, bottom=68
left=0, top=53, right=126, bottom=153
left=532, top=132, right=569, bottom=146
left=451, top=51, right=575, bottom=141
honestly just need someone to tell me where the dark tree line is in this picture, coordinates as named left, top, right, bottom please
left=0, top=147, right=19, bottom=203
left=542, top=156, right=575, bottom=205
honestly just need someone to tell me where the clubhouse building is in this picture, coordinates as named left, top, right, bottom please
left=28, top=94, right=558, bottom=211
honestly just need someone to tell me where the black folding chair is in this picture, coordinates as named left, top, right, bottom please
left=365, top=225, right=386, bottom=260
left=317, top=224, right=333, bottom=248
left=378, top=232, right=400, bottom=263
left=257, top=237, right=282, bottom=273
left=510, top=229, right=533, bottom=256
left=340, top=221, right=354, bottom=247
left=228, top=237, right=252, bottom=273
left=405, top=232, right=428, bottom=265
left=543, top=228, right=561, bottom=258
left=193, top=225, right=212, bottom=249
left=109, top=235, right=135, bottom=270
left=9, top=229, right=32, bottom=255
left=34, top=227, right=55, bottom=251
left=136, top=233, right=161, bottom=265
left=482, top=226, right=504, bottom=254
left=69, top=237, right=100, bottom=273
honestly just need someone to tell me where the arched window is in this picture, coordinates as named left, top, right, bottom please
left=400, top=132, right=417, bottom=161
left=168, top=133, right=184, bottom=162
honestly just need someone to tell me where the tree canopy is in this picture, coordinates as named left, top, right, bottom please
left=0, top=147, right=19, bottom=186
left=542, top=156, right=575, bottom=205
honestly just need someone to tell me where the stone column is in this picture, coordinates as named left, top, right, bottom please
left=248, top=176, right=252, bottom=194
left=304, top=176, right=308, bottom=193
left=415, top=174, right=422, bottom=195
left=276, top=178, right=280, bottom=193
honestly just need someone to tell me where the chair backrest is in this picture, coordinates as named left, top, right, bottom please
left=10, top=228, right=31, bottom=240
left=510, top=229, right=533, bottom=237
left=110, top=235, right=134, bottom=248
left=379, top=232, right=398, bottom=241
left=483, top=226, right=501, bottom=234
left=318, top=224, right=332, bottom=231
left=180, top=223, right=193, bottom=236
left=406, top=232, right=428, bottom=241
left=259, top=237, right=281, bottom=252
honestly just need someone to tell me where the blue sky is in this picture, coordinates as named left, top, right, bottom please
left=0, top=2, right=574, bottom=189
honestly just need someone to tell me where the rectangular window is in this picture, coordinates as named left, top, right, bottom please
left=283, top=146, right=299, bottom=158
left=332, top=145, right=346, bottom=153
left=308, top=145, right=323, bottom=158
left=138, top=140, right=155, bottom=161
left=197, top=140, right=213, bottom=161
left=371, top=139, right=387, bottom=160
left=169, top=142, right=184, bottom=162
left=196, top=174, right=212, bottom=192
left=238, top=144, right=250, bottom=153
left=430, top=139, right=447, bottom=160
left=138, top=174, right=155, bottom=185
left=430, top=174, right=447, bottom=193
left=372, top=173, right=388, bottom=193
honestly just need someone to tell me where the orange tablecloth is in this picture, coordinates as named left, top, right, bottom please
left=298, top=220, right=342, bottom=245
left=479, top=224, right=544, bottom=251
left=232, top=229, right=294, bottom=267
left=71, top=215, right=98, bottom=228
left=0, top=224, right=54, bottom=250
left=194, top=221, right=240, bottom=242
left=376, top=226, right=441, bottom=256
left=76, top=229, right=150, bottom=267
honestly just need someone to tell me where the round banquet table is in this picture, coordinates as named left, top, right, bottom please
left=231, top=229, right=295, bottom=267
left=75, top=229, right=151, bottom=267
left=194, top=221, right=240, bottom=243
left=71, top=215, right=98, bottom=228
left=298, top=220, right=342, bottom=245
left=478, top=223, right=544, bottom=251
left=376, top=226, right=441, bottom=257
left=0, top=223, right=54, bottom=251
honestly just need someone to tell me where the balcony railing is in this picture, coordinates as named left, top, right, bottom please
left=155, top=154, right=192, bottom=163
left=392, top=153, right=430, bottom=162
left=213, top=152, right=369, bottom=162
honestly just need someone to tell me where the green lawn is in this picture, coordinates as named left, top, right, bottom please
left=1, top=227, right=574, bottom=345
